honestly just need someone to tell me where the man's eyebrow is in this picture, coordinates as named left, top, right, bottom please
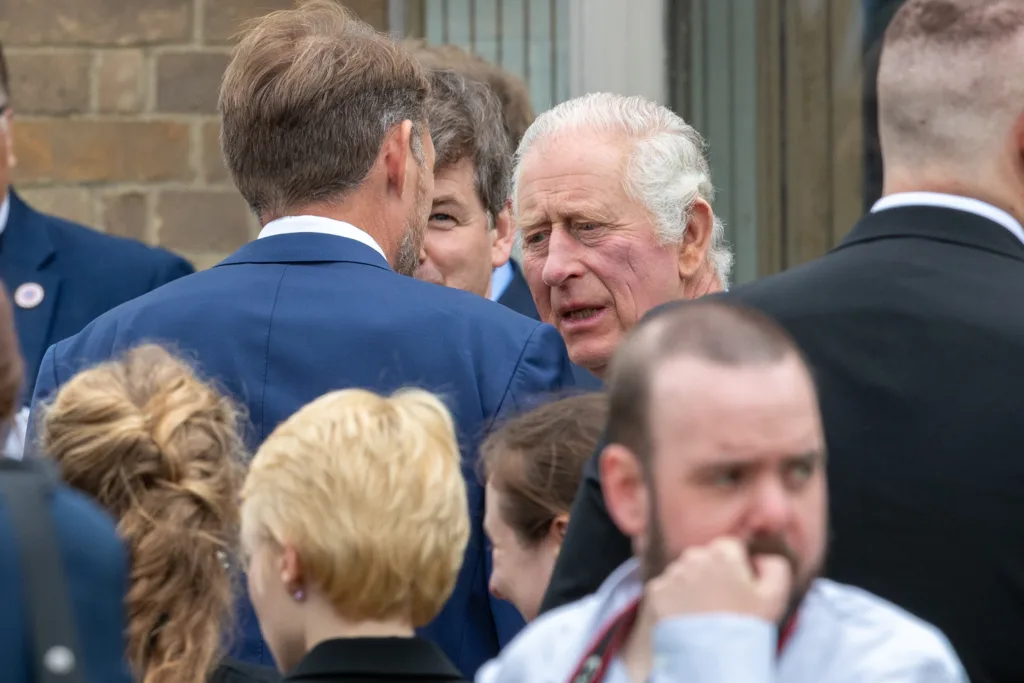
left=693, top=451, right=823, bottom=472
left=432, top=194, right=465, bottom=207
left=517, top=215, right=548, bottom=231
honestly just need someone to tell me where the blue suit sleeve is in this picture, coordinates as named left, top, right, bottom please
left=497, top=323, right=576, bottom=418
left=23, top=344, right=60, bottom=460
left=150, top=252, right=195, bottom=289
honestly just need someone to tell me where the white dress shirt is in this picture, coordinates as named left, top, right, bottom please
left=489, top=262, right=514, bottom=301
left=872, top=191, right=1024, bottom=245
left=477, top=559, right=967, bottom=683
left=257, top=214, right=389, bottom=263
left=0, top=191, right=9, bottom=236
left=2, top=409, right=28, bottom=460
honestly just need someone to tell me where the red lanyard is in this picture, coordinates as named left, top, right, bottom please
left=566, top=598, right=799, bottom=683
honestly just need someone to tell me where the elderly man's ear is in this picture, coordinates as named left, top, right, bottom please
left=677, top=198, right=713, bottom=279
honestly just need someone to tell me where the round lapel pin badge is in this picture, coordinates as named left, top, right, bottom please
left=13, top=282, right=45, bottom=310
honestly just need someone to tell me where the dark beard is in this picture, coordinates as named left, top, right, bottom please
left=641, top=497, right=815, bottom=629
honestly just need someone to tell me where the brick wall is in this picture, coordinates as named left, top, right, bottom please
left=0, top=0, right=388, bottom=269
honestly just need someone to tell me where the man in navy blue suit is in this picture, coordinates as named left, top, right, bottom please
left=0, top=42, right=194, bottom=406
left=28, top=2, right=573, bottom=677
left=0, top=284, right=131, bottom=683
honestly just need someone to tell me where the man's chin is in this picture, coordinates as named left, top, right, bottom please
left=565, top=337, right=614, bottom=376
left=414, top=271, right=444, bottom=287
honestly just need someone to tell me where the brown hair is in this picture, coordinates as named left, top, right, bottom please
left=404, top=39, right=535, bottom=149
left=220, top=0, right=430, bottom=220
left=481, top=393, right=606, bottom=546
left=606, top=301, right=804, bottom=469
left=40, top=345, right=246, bottom=683
left=0, top=284, right=23, bottom=427
left=426, top=69, right=511, bottom=218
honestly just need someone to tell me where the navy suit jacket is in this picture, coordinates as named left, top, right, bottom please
left=0, top=190, right=194, bottom=402
left=0, top=477, right=132, bottom=683
left=497, top=261, right=603, bottom=391
left=28, top=232, right=575, bottom=677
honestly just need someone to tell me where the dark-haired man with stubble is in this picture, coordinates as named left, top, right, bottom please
left=480, top=301, right=965, bottom=683
left=544, top=2, right=1024, bottom=681
left=26, top=2, right=573, bottom=676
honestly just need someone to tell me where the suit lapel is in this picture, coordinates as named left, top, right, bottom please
left=0, top=191, right=61, bottom=392
left=498, top=261, right=540, bottom=321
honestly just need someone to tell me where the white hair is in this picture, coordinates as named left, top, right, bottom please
left=512, top=92, right=733, bottom=286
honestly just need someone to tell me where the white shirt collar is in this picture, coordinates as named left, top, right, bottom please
left=489, top=261, right=514, bottom=301
left=0, top=191, right=9, bottom=237
left=257, top=215, right=388, bottom=263
left=872, top=191, right=1024, bottom=245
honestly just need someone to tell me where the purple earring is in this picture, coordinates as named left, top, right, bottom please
left=292, top=589, right=305, bottom=602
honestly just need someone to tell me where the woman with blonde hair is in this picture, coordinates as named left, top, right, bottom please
left=241, top=387, right=470, bottom=682
left=39, top=344, right=278, bottom=683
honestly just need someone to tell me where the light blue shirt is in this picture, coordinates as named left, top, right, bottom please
left=477, top=559, right=967, bottom=683
left=489, top=262, right=514, bottom=302
left=0, top=192, right=8, bottom=236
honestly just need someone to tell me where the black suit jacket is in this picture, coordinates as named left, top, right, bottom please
left=540, top=205, right=1024, bottom=683
left=211, top=658, right=280, bottom=683
left=498, top=261, right=604, bottom=391
left=283, top=637, right=465, bottom=683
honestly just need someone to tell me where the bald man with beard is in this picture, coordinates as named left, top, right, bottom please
left=541, top=3, right=1024, bottom=682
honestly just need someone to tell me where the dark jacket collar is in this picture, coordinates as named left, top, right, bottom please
left=497, top=260, right=540, bottom=321
left=0, top=189, right=57, bottom=269
left=285, top=637, right=464, bottom=681
left=834, top=204, right=1024, bottom=264
left=215, top=233, right=392, bottom=271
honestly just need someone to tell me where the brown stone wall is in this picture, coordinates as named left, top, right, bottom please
left=0, top=0, right=389, bottom=269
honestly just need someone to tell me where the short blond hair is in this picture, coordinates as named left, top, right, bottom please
left=241, top=388, right=469, bottom=627
left=221, top=1, right=430, bottom=220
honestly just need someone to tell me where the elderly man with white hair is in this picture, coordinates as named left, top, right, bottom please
left=512, top=93, right=732, bottom=380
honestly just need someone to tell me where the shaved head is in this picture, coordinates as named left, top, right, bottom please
left=878, top=0, right=1024, bottom=173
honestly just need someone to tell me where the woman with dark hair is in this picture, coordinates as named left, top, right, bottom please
left=480, top=393, right=607, bottom=621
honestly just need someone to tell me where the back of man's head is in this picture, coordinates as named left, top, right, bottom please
left=426, top=69, right=511, bottom=219
left=605, top=300, right=807, bottom=466
left=404, top=39, right=535, bottom=149
left=878, top=0, right=1024, bottom=180
left=220, top=1, right=429, bottom=220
